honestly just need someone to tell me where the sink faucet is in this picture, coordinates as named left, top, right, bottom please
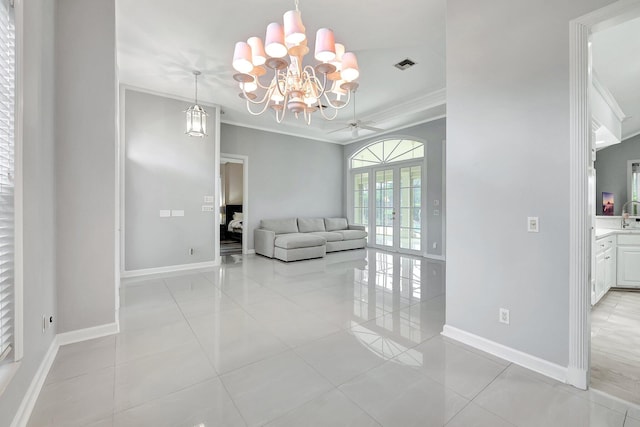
left=621, top=200, right=640, bottom=229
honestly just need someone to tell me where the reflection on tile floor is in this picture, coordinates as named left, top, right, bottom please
left=28, top=249, right=640, bottom=426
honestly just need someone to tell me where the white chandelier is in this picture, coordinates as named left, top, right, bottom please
left=185, top=70, right=207, bottom=137
left=231, top=0, right=360, bottom=124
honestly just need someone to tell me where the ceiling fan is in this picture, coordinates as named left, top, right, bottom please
left=327, top=92, right=384, bottom=138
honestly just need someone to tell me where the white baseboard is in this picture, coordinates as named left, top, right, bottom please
left=121, top=260, right=219, bottom=278
left=10, top=338, right=59, bottom=427
left=441, top=325, right=568, bottom=384
left=11, top=321, right=120, bottom=427
left=245, top=249, right=256, bottom=255
left=566, top=366, right=588, bottom=390
left=57, top=322, right=119, bottom=347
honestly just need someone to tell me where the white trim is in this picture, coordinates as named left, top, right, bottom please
left=567, top=367, right=588, bottom=390
left=56, top=323, right=119, bottom=347
left=220, top=119, right=338, bottom=144
left=9, top=338, right=58, bottom=427
left=12, top=0, right=23, bottom=362
left=119, top=83, right=221, bottom=111
left=214, top=107, right=221, bottom=264
left=424, top=254, right=446, bottom=262
left=569, top=19, right=591, bottom=391
left=220, top=153, right=249, bottom=256
left=344, top=114, right=447, bottom=146
left=121, top=260, right=219, bottom=278
left=246, top=249, right=256, bottom=255
left=442, top=325, right=568, bottom=384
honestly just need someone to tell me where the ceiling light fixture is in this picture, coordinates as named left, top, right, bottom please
left=231, top=0, right=360, bottom=125
left=185, top=70, right=207, bottom=137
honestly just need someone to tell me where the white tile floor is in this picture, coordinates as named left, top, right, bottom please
left=28, top=249, right=640, bottom=426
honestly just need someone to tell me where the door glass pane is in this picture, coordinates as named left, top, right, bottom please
left=376, top=169, right=394, bottom=247
left=400, top=165, right=421, bottom=251
left=353, top=172, right=369, bottom=232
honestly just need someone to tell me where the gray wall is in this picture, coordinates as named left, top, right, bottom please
left=342, top=119, right=446, bottom=258
left=124, top=89, right=217, bottom=270
left=220, top=124, right=343, bottom=250
left=446, top=0, right=614, bottom=367
left=595, top=134, right=640, bottom=215
left=55, top=0, right=117, bottom=333
left=0, top=0, right=57, bottom=422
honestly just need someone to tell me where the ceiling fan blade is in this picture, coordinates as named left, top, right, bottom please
left=327, top=126, right=350, bottom=134
left=359, top=124, right=384, bottom=132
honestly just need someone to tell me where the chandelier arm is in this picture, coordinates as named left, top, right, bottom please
left=316, top=102, right=339, bottom=121
left=240, top=84, right=273, bottom=105
left=322, top=90, right=352, bottom=110
left=304, top=66, right=328, bottom=99
left=275, top=97, right=287, bottom=123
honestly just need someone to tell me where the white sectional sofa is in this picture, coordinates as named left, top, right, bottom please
left=254, top=217, right=367, bottom=262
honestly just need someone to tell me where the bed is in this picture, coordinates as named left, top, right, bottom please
left=225, top=204, right=243, bottom=242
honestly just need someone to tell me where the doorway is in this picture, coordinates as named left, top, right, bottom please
left=569, top=0, right=640, bottom=395
left=350, top=139, right=424, bottom=255
left=219, top=155, right=248, bottom=257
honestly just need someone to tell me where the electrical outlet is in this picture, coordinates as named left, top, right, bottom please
left=499, top=308, right=510, bottom=325
left=433, top=209, right=440, bottom=216
left=432, top=242, right=437, bottom=249
left=189, top=248, right=194, bottom=255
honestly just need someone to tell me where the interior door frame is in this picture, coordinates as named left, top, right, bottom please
left=569, top=0, right=640, bottom=390
left=220, top=153, right=249, bottom=257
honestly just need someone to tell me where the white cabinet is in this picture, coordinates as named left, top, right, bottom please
left=617, top=234, right=640, bottom=288
left=593, top=235, right=616, bottom=305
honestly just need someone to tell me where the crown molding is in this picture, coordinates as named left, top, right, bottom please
left=592, top=73, right=627, bottom=122
left=360, top=88, right=447, bottom=125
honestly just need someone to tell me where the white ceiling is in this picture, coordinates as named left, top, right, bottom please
left=592, top=16, right=640, bottom=141
left=116, top=0, right=446, bottom=144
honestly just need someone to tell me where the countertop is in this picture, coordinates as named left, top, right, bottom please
left=596, top=228, right=640, bottom=239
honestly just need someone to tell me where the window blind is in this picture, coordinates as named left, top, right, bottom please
left=0, top=0, right=15, bottom=364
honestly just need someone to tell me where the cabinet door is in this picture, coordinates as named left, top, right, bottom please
left=604, top=247, right=615, bottom=291
left=595, top=252, right=606, bottom=303
left=616, top=246, right=640, bottom=287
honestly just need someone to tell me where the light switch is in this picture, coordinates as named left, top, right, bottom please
left=433, top=209, right=439, bottom=216
left=527, top=217, right=539, bottom=233
left=159, top=210, right=171, bottom=218
left=202, top=205, right=214, bottom=212
left=203, top=196, right=214, bottom=203
left=172, top=210, right=185, bottom=217
left=433, top=199, right=440, bottom=206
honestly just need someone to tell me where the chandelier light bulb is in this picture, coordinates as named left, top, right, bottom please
left=265, top=22, right=288, bottom=58
left=239, top=79, right=257, bottom=93
left=314, top=28, right=336, bottom=63
left=283, top=9, right=306, bottom=45
left=341, top=52, right=359, bottom=82
left=247, top=37, right=266, bottom=66
left=233, top=42, right=254, bottom=73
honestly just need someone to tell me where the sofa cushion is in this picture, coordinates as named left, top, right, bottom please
left=309, top=231, right=343, bottom=242
left=334, top=229, right=367, bottom=240
left=298, top=218, right=326, bottom=233
left=261, top=218, right=299, bottom=234
left=324, top=217, right=348, bottom=231
left=274, top=233, right=326, bottom=249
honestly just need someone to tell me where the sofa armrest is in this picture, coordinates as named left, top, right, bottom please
left=348, top=224, right=366, bottom=231
left=254, top=229, right=276, bottom=258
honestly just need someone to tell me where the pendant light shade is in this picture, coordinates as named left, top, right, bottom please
left=185, top=71, right=208, bottom=137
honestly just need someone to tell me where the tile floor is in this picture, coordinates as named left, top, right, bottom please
left=591, top=290, right=640, bottom=405
left=27, top=249, right=640, bottom=426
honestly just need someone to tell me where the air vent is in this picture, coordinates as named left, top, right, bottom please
left=394, top=58, right=416, bottom=70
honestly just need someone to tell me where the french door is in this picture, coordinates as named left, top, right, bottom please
left=369, top=162, right=423, bottom=254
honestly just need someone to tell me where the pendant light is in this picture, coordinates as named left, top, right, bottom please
left=185, top=71, right=207, bottom=137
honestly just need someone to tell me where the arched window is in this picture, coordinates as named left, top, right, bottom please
left=350, top=139, right=424, bottom=169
